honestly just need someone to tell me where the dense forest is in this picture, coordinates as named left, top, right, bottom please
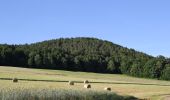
left=0, top=37, right=170, bottom=80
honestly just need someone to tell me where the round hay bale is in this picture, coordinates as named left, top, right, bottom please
left=104, top=87, right=111, bottom=91
left=13, top=78, right=18, bottom=83
left=68, top=81, right=74, bottom=85
left=84, top=80, right=89, bottom=84
left=84, top=84, right=91, bottom=88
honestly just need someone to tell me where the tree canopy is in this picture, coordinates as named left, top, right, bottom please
left=0, top=37, right=169, bottom=80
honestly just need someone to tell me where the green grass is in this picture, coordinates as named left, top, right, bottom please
left=0, top=88, right=137, bottom=100
left=1, top=66, right=170, bottom=100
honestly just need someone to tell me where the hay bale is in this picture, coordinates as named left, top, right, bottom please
left=84, top=84, right=91, bottom=88
left=84, top=80, right=89, bottom=84
left=104, top=87, right=111, bottom=91
left=68, top=81, right=74, bottom=85
left=13, top=78, right=18, bottom=83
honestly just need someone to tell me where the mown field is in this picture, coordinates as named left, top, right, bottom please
left=1, top=66, right=170, bottom=100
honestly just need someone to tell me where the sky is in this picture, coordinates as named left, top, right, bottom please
left=0, top=0, right=170, bottom=57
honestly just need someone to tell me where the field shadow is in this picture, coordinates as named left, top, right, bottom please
left=0, top=77, right=170, bottom=87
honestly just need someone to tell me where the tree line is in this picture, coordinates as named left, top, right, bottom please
left=0, top=37, right=170, bottom=80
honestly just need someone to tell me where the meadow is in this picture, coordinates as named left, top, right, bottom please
left=1, top=66, right=170, bottom=100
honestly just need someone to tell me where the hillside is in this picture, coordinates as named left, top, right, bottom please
left=0, top=37, right=170, bottom=80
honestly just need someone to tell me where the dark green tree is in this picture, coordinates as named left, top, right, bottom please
left=34, top=54, right=42, bottom=67
left=161, top=64, right=170, bottom=80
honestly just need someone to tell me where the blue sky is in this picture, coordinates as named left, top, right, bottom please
left=0, top=0, right=170, bottom=57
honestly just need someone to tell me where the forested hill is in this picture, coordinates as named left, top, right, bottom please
left=0, top=37, right=170, bottom=80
